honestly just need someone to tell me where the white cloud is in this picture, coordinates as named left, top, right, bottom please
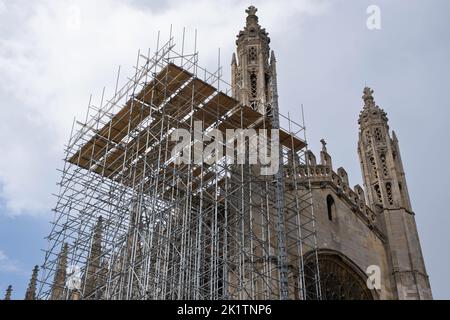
left=0, top=0, right=328, bottom=216
left=0, top=250, right=23, bottom=274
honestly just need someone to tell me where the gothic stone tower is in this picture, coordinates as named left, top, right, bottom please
left=358, top=87, right=432, bottom=299
left=232, top=6, right=276, bottom=117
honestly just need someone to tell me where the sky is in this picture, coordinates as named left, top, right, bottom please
left=0, top=0, right=449, bottom=299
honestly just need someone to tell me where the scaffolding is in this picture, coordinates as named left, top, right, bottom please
left=37, top=37, right=322, bottom=300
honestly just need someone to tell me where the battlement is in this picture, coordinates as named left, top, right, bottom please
left=285, top=147, right=383, bottom=238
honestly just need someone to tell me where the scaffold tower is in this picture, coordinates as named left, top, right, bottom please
left=37, top=30, right=322, bottom=300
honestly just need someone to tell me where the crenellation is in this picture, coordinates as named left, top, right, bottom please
left=286, top=147, right=382, bottom=236
left=320, top=144, right=333, bottom=168
left=354, top=184, right=365, bottom=202
left=306, top=150, right=317, bottom=166
left=337, top=167, right=349, bottom=186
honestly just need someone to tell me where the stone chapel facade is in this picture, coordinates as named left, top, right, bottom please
left=230, top=6, right=432, bottom=300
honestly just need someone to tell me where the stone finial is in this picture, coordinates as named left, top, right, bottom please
left=306, top=150, right=317, bottom=166
left=354, top=184, right=365, bottom=202
left=362, top=86, right=375, bottom=108
left=392, top=130, right=398, bottom=142
left=4, top=285, right=12, bottom=300
left=91, top=216, right=103, bottom=260
left=236, top=5, right=270, bottom=48
left=320, top=139, right=327, bottom=153
left=83, top=216, right=104, bottom=298
left=245, top=5, right=259, bottom=26
left=320, top=139, right=332, bottom=167
left=270, top=50, right=276, bottom=63
left=25, top=265, right=39, bottom=300
left=246, top=5, right=258, bottom=16
left=358, top=86, right=388, bottom=126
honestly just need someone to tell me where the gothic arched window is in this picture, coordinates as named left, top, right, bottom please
left=305, top=251, right=376, bottom=300
left=326, top=195, right=335, bottom=221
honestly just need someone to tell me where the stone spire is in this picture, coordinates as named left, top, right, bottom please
left=4, top=285, right=12, bottom=300
left=83, top=216, right=103, bottom=298
left=392, top=130, right=398, bottom=142
left=121, top=201, right=144, bottom=299
left=25, top=265, right=39, bottom=300
left=270, top=50, right=276, bottom=64
left=231, top=52, right=237, bottom=65
left=51, top=243, right=68, bottom=300
left=232, top=6, right=275, bottom=117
